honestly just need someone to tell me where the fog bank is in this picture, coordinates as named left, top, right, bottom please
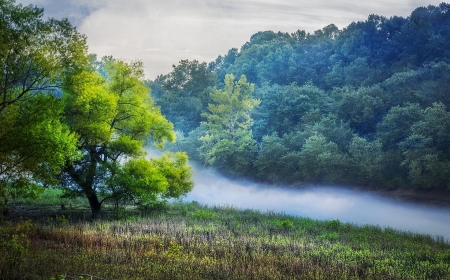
left=183, top=162, right=450, bottom=241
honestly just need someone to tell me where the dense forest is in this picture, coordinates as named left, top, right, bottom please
left=150, top=3, right=450, bottom=191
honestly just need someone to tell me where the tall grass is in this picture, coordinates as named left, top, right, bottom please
left=1, top=201, right=449, bottom=279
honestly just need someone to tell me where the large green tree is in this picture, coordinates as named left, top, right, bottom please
left=61, top=59, right=193, bottom=216
left=0, top=0, right=87, bottom=208
left=199, top=74, right=260, bottom=174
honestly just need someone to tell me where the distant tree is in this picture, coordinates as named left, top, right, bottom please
left=297, top=133, right=349, bottom=183
left=401, top=103, right=450, bottom=189
left=0, top=0, right=87, bottom=209
left=254, top=133, right=289, bottom=183
left=348, top=136, right=384, bottom=186
left=334, top=86, right=385, bottom=136
left=163, top=127, right=206, bottom=162
left=149, top=3, right=450, bottom=190
left=61, top=59, right=193, bottom=216
left=253, top=83, right=334, bottom=140
left=199, top=74, right=260, bottom=174
left=210, top=48, right=239, bottom=86
left=377, top=103, right=422, bottom=150
left=153, top=60, right=216, bottom=133
left=301, top=113, right=354, bottom=152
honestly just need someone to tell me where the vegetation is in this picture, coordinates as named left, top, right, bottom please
left=1, top=196, right=449, bottom=279
left=199, top=74, right=260, bottom=174
left=0, top=0, right=87, bottom=213
left=0, top=1, right=193, bottom=216
left=60, top=57, right=193, bottom=217
left=155, top=3, right=450, bottom=191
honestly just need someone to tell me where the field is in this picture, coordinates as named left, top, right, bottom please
left=1, top=188, right=449, bottom=280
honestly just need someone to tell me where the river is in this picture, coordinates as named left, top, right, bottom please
left=182, top=163, right=450, bottom=241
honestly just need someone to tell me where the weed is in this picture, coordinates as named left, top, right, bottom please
left=274, top=219, right=294, bottom=229
left=1, top=203, right=449, bottom=279
left=192, top=209, right=219, bottom=220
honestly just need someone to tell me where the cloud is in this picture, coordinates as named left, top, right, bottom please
left=15, top=0, right=443, bottom=78
left=16, top=0, right=104, bottom=26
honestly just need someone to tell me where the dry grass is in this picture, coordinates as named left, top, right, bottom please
left=1, top=202, right=449, bottom=279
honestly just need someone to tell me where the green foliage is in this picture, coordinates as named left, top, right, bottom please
left=110, top=152, right=193, bottom=206
left=0, top=219, right=36, bottom=275
left=192, top=209, right=220, bottom=220
left=252, top=83, right=333, bottom=139
left=377, top=103, right=422, bottom=150
left=254, top=133, right=289, bottom=183
left=21, top=97, right=79, bottom=170
left=273, top=219, right=294, bottom=229
left=0, top=0, right=85, bottom=206
left=151, top=59, right=216, bottom=133
left=401, top=103, right=450, bottom=189
left=61, top=58, right=192, bottom=216
left=349, top=136, right=385, bottom=186
left=297, top=133, right=349, bottom=183
left=318, top=232, right=340, bottom=241
left=0, top=0, right=88, bottom=112
left=199, top=74, right=260, bottom=174
left=146, top=3, right=450, bottom=190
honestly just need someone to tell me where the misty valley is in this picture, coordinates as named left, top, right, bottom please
left=2, top=0, right=450, bottom=279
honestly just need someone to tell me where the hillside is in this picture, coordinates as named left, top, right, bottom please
left=151, top=3, right=450, bottom=191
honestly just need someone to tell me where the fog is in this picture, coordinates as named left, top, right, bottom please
left=182, top=162, right=450, bottom=241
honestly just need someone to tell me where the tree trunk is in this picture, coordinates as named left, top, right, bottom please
left=87, top=193, right=102, bottom=218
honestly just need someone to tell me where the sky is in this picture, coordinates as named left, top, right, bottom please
left=16, top=0, right=444, bottom=79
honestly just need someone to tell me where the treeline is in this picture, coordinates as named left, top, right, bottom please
left=150, top=3, right=450, bottom=190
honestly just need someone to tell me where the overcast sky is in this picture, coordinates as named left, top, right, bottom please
left=16, top=0, right=443, bottom=79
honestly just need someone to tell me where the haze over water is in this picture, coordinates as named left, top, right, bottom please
left=183, top=163, right=450, bottom=241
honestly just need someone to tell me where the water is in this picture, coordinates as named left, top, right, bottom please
left=183, top=164, right=450, bottom=241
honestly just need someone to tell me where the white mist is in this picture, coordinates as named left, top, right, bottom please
left=183, top=162, right=450, bottom=241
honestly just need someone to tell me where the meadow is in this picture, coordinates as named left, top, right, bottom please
left=1, top=188, right=449, bottom=280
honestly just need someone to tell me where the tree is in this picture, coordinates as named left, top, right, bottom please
left=377, top=103, right=422, bottom=150
left=0, top=94, right=79, bottom=208
left=254, top=133, right=289, bottom=183
left=0, top=0, right=88, bottom=112
left=152, top=60, right=216, bottom=133
left=0, top=0, right=87, bottom=209
left=105, top=152, right=193, bottom=208
left=348, top=136, right=384, bottom=186
left=252, top=83, right=333, bottom=140
left=61, top=59, right=193, bottom=216
left=297, top=133, right=349, bottom=183
left=334, top=86, right=385, bottom=136
left=401, top=103, right=450, bottom=189
left=199, top=74, right=260, bottom=174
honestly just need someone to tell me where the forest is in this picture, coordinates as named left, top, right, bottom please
left=150, top=3, right=450, bottom=191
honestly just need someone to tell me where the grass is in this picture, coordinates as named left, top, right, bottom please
left=1, top=191, right=449, bottom=279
